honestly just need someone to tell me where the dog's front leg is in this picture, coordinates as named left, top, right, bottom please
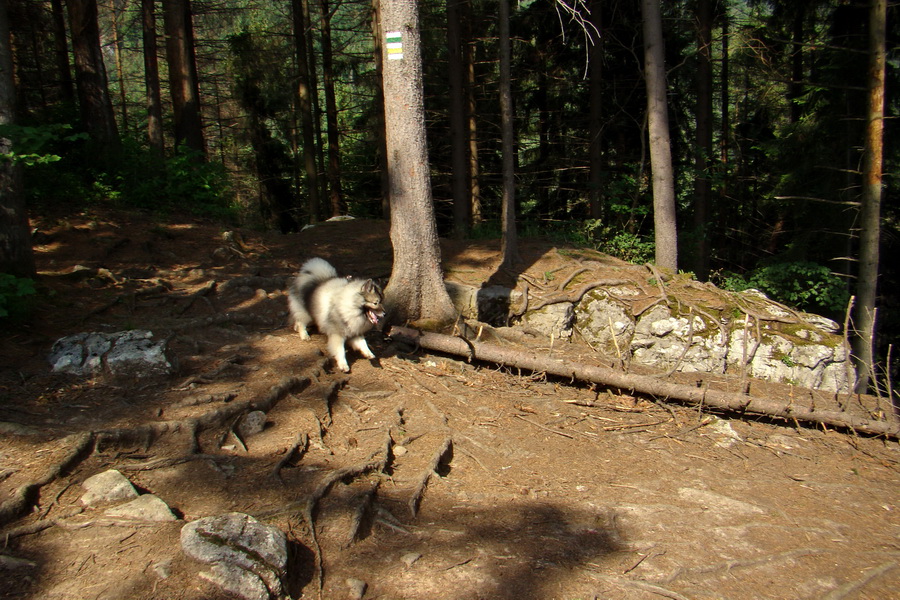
left=328, top=334, right=351, bottom=372
left=349, top=336, right=375, bottom=360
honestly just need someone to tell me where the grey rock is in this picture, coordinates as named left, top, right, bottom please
left=575, top=292, right=634, bottom=356
left=237, top=411, right=267, bottom=438
left=81, top=469, right=139, bottom=506
left=49, top=330, right=173, bottom=378
left=520, top=302, right=574, bottom=339
left=181, top=513, right=288, bottom=599
left=200, top=564, right=270, bottom=600
left=104, top=494, right=177, bottom=522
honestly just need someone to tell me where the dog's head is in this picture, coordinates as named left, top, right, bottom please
left=360, top=279, right=385, bottom=326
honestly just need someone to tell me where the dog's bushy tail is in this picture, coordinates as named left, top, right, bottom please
left=299, top=257, right=338, bottom=283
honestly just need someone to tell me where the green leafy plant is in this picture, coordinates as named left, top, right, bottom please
left=0, top=123, right=88, bottom=166
left=715, top=262, right=849, bottom=315
left=0, top=274, right=37, bottom=321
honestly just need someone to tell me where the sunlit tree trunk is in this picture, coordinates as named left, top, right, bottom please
left=111, top=1, right=128, bottom=135
left=462, top=0, right=481, bottom=225
left=642, top=0, right=678, bottom=272
left=498, top=0, right=519, bottom=269
left=852, top=0, right=886, bottom=394
left=378, top=0, right=456, bottom=325
left=372, top=0, right=390, bottom=220
left=0, top=1, right=34, bottom=278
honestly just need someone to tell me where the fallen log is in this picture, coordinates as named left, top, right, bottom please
left=388, top=326, right=899, bottom=440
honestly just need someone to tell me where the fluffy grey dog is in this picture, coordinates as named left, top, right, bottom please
left=288, top=258, right=384, bottom=372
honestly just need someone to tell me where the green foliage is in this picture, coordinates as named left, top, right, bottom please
left=0, top=123, right=88, bottom=166
left=0, top=274, right=37, bottom=322
left=715, top=261, right=849, bottom=315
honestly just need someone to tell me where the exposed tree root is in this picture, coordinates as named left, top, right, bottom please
left=388, top=326, right=900, bottom=439
left=408, top=436, right=453, bottom=518
left=0, top=376, right=311, bottom=529
left=271, top=432, right=309, bottom=484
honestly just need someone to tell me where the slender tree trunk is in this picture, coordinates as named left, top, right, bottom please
left=587, top=0, right=603, bottom=221
left=447, top=0, right=470, bottom=238
left=319, top=0, right=343, bottom=217
left=372, top=0, right=390, bottom=220
left=142, top=0, right=164, bottom=155
left=641, top=0, right=678, bottom=272
left=67, top=0, right=120, bottom=154
left=111, top=1, right=128, bottom=135
left=788, top=1, right=805, bottom=124
left=292, top=0, right=320, bottom=223
left=162, top=0, right=205, bottom=156
left=0, top=0, right=34, bottom=278
left=498, top=0, right=519, bottom=268
left=462, top=0, right=481, bottom=225
left=378, top=0, right=456, bottom=325
left=852, top=0, right=886, bottom=394
left=50, top=0, right=75, bottom=105
left=720, top=9, right=729, bottom=197
left=692, top=0, right=713, bottom=280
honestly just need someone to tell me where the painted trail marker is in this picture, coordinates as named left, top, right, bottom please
left=386, top=31, right=403, bottom=60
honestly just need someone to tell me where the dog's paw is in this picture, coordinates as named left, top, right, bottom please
left=337, top=362, right=351, bottom=373
left=293, top=324, right=310, bottom=340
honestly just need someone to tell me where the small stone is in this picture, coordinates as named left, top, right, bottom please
left=104, top=494, right=177, bottom=522
left=81, top=470, right=138, bottom=506
left=237, top=410, right=267, bottom=438
left=346, top=577, right=367, bottom=599
left=400, top=552, right=422, bottom=568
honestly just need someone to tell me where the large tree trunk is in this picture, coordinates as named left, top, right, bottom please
left=66, top=0, right=120, bottom=154
left=641, top=0, right=678, bottom=272
left=162, top=0, right=205, bottom=156
left=141, top=0, right=164, bottom=155
left=498, top=0, right=519, bottom=269
left=319, top=0, right=343, bottom=217
left=292, top=0, right=321, bottom=223
left=447, top=0, right=470, bottom=238
left=378, top=0, right=456, bottom=326
left=852, top=0, right=886, bottom=394
left=110, top=2, right=128, bottom=135
left=0, top=0, right=34, bottom=278
left=389, top=327, right=900, bottom=439
left=692, top=0, right=713, bottom=280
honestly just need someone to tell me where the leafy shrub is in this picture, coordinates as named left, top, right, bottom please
left=716, top=261, right=849, bottom=315
left=0, top=274, right=37, bottom=322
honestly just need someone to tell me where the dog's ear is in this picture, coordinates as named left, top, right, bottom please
left=362, top=279, right=376, bottom=293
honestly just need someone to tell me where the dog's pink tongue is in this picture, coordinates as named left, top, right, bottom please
left=367, top=310, right=382, bottom=325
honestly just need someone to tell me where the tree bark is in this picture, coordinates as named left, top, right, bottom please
left=319, top=0, right=343, bottom=217
left=50, top=0, right=75, bottom=105
left=162, top=0, right=205, bottom=156
left=692, top=0, right=713, bottom=280
left=388, top=326, right=899, bottom=439
left=141, top=0, right=164, bottom=155
left=66, top=0, right=120, bottom=154
left=378, top=0, right=456, bottom=325
left=0, top=0, right=35, bottom=278
left=852, top=0, right=886, bottom=394
left=372, top=0, right=390, bottom=220
left=498, top=0, right=519, bottom=268
left=292, top=0, right=321, bottom=223
left=447, top=0, right=470, bottom=238
left=463, top=6, right=482, bottom=225
left=641, top=0, right=678, bottom=272
left=587, top=0, right=604, bottom=221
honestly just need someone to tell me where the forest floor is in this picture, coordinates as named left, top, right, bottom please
left=1, top=207, right=898, bottom=600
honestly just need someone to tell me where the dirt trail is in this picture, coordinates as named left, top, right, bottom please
left=0, top=209, right=897, bottom=600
